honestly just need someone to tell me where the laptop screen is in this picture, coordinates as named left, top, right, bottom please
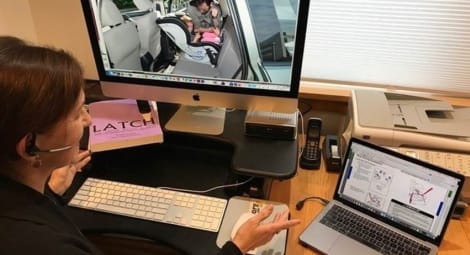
left=336, top=138, right=463, bottom=241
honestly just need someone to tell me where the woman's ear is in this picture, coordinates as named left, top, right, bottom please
left=17, top=134, right=42, bottom=168
left=16, top=133, right=36, bottom=159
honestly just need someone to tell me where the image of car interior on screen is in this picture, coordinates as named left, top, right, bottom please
left=92, top=0, right=299, bottom=90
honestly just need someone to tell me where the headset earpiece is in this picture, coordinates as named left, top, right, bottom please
left=25, top=133, right=38, bottom=156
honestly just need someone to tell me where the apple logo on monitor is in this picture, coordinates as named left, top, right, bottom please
left=192, top=94, right=200, bottom=101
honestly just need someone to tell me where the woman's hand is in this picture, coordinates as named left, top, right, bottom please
left=48, top=150, right=91, bottom=195
left=232, top=204, right=300, bottom=254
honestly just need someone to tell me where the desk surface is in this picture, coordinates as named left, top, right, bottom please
left=269, top=146, right=470, bottom=255
left=83, top=84, right=298, bottom=180
left=141, top=103, right=299, bottom=179
left=69, top=135, right=470, bottom=255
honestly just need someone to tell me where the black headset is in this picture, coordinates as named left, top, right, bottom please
left=25, top=133, right=72, bottom=156
left=25, top=133, right=39, bottom=156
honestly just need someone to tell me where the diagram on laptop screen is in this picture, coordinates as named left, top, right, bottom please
left=344, top=153, right=447, bottom=212
left=342, top=155, right=398, bottom=211
left=393, top=176, right=446, bottom=216
left=363, top=168, right=394, bottom=209
left=342, top=143, right=459, bottom=237
left=409, top=180, right=433, bottom=206
left=365, top=192, right=385, bottom=209
left=371, top=169, right=393, bottom=195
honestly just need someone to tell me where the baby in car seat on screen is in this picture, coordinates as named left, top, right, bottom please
left=181, top=15, right=221, bottom=44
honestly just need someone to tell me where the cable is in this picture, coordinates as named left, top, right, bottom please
left=225, top=107, right=237, bottom=112
left=298, top=108, right=305, bottom=157
left=295, top=196, right=330, bottom=210
left=158, top=176, right=255, bottom=194
left=298, top=99, right=313, bottom=115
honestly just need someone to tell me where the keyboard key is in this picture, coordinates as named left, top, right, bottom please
left=96, top=203, right=136, bottom=216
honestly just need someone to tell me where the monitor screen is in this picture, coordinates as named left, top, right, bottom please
left=81, top=0, right=309, bottom=134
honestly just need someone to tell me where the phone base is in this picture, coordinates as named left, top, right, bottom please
left=299, top=154, right=321, bottom=170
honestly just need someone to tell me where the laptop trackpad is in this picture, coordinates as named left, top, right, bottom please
left=300, top=221, right=342, bottom=253
left=328, top=236, right=381, bottom=255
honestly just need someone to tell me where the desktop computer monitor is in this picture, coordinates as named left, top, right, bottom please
left=81, top=0, right=310, bottom=135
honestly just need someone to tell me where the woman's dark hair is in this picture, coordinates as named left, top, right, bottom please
left=190, top=0, right=213, bottom=7
left=0, top=36, right=84, bottom=161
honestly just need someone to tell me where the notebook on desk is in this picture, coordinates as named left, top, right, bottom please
left=300, top=138, right=465, bottom=255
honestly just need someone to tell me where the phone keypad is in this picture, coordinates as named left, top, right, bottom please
left=305, top=140, right=320, bottom=159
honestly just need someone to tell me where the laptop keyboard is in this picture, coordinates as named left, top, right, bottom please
left=320, top=205, right=431, bottom=255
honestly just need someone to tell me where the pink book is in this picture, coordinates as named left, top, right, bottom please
left=88, top=99, right=163, bottom=152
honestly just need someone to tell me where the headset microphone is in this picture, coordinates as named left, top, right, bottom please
left=25, top=133, right=72, bottom=155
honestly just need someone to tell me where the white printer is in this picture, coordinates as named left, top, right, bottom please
left=343, top=89, right=470, bottom=152
left=342, top=89, right=470, bottom=201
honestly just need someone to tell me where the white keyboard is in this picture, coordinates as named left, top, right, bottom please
left=68, top=178, right=227, bottom=232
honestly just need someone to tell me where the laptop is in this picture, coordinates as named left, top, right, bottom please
left=300, top=138, right=465, bottom=255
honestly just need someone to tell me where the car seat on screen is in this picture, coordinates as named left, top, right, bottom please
left=156, top=16, right=220, bottom=66
left=131, top=0, right=162, bottom=71
left=100, top=0, right=142, bottom=70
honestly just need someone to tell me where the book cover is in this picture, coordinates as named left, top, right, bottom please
left=88, top=99, right=163, bottom=152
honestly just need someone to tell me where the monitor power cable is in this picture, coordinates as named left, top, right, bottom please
left=298, top=108, right=305, bottom=157
left=299, top=99, right=313, bottom=115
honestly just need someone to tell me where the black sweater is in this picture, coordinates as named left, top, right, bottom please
left=0, top=175, right=241, bottom=255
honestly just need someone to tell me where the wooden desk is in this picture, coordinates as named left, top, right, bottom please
left=269, top=151, right=470, bottom=255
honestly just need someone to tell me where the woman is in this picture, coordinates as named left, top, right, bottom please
left=0, top=36, right=299, bottom=255
left=188, top=0, right=222, bottom=42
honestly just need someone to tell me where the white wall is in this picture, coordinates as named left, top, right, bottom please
left=0, top=0, right=98, bottom=80
left=29, top=0, right=98, bottom=79
left=0, top=0, right=37, bottom=42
